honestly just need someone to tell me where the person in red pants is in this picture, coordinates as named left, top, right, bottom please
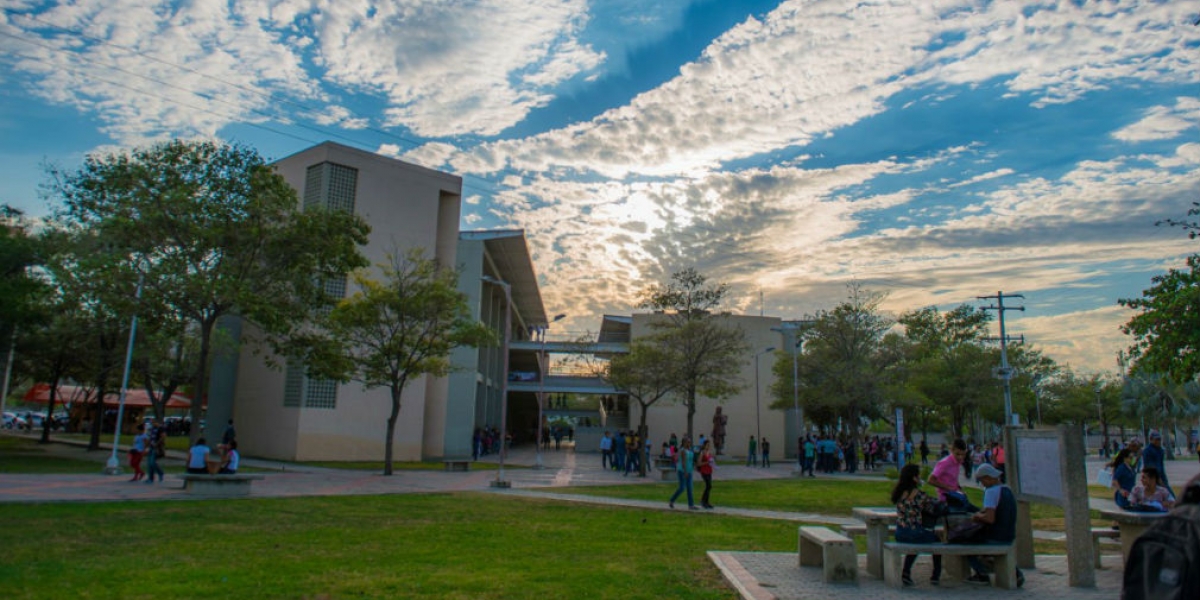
left=129, top=424, right=148, bottom=481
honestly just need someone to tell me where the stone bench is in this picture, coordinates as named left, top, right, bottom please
left=655, top=457, right=675, bottom=480
left=443, top=460, right=471, bottom=472
left=1092, top=527, right=1119, bottom=568
left=798, top=525, right=858, bottom=583
left=883, top=541, right=1017, bottom=589
left=179, top=473, right=264, bottom=497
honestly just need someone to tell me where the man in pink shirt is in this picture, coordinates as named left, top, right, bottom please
left=928, top=438, right=968, bottom=501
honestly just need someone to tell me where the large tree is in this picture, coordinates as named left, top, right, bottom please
left=638, top=268, right=747, bottom=443
left=293, top=249, right=494, bottom=475
left=899, top=304, right=995, bottom=437
left=795, top=283, right=894, bottom=437
left=1120, top=201, right=1200, bottom=383
left=49, top=140, right=370, bottom=442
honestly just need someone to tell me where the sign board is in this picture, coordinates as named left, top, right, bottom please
left=1013, top=435, right=1063, bottom=504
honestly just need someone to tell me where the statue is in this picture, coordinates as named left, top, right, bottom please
left=712, top=406, right=728, bottom=454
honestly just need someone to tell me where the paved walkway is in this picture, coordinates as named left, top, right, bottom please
left=4, top=433, right=1197, bottom=599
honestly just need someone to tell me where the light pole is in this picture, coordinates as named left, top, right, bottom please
left=482, top=275, right=512, bottom=488
left=535, top=313, right=567, bottom=470
left=105, top=275, right=143, bottom=475
left=754, top=347, right=776, bottom=445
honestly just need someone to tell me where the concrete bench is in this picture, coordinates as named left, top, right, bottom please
left=655, top=457, right=675, bottom=480
left=1091, top=527, right=1119, bottom=568
left=443, top=460, right=471, bottom=472
left=798, top=525, right=858, bottom=584
left=179, top=473, right=264, bottom=497
left=883, top=541, right=1017, bottom=589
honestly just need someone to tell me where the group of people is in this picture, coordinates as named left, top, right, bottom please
left=892, top=438, right=1025, bottom=588
left=599, top=430, right=650, bottom=475
left=1107, top=431, right=1176, bottom=512
left=665, top=435, right=716, bottom=510
left=128, top=421, right=167, bottom=483
left=744, top=435, right=771, bottom=467
left=471, top=426, right=509, bottom=460
left=185, top=419, right=240, bottom=475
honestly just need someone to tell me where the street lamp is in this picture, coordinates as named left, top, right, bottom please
left=105, top=275, right=143, bottom=475
left=481, top=275, right=512, bottom=488
left=754, top=347, right=776, bottom=446
left=535, top=313, right=567, bottom=470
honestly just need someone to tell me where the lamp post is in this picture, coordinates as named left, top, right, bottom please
left=535, top=313, right=567, bottom=470
left=482, top=275, right=512, bottom=488
left=754, top=347, right=776, bottom=445
left=105, top=275, right=143, bottom=475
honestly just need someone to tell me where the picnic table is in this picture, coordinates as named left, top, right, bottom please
left=852, top=506, right=897, bottom=579
left=1097, top=508, right=1169, bottom=560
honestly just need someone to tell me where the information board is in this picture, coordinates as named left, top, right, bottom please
left=1015, top=435, right=1063, bottom=502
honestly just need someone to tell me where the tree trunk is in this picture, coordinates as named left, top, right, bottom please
left=685, top=387, right=696, bottom=442
left=189, top=319, right=215, bottom=445
left=384, top=388, right=402, bottom=476
left=638, top=408, right=649, bottom=477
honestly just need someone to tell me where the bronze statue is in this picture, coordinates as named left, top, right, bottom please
left=712, top=406, right=728, bottom=454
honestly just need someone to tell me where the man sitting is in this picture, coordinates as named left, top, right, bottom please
left=965, top=463, right=1025, bottom=587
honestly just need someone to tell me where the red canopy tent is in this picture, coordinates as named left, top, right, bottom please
left=22, top=383, right=194, bottom=408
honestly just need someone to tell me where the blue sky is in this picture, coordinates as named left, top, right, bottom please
left=1, top=0, right=1198, bottom=374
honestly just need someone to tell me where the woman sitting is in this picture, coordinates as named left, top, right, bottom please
left=891, top=464, right=946, bottom=587
left=218, top=440, right=240, bottom=475
left=1108, top=447, right=1137, bottom=509
left=1128, top=466, right=1174, bottom=512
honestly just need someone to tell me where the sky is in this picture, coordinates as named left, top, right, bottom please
left=1, top=0, right=1198, bottom=375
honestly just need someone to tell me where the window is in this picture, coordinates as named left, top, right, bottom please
left=283, top=359, right=338, bottom=410
left=304, top=162, right=358, bottom=213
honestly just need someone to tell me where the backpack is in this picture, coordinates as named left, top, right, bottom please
left=1122, top=503, right=1200, bottom=600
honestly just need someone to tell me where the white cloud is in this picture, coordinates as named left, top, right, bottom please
left=1112, top=98, right=1200, bottom=142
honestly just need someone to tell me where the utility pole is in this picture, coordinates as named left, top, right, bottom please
left=979, top=291, right=1024, bottom=427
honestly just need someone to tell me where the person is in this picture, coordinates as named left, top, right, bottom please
left=218, top=440, right=240, bottom=474
left=919, top=439, right=930, bottom=465
left=965, top=464, right=1025, bottom=587
left=1121, top=472, right=1200, bottom=599
left=991, top=441, right=1006, bottom=483
left=600, top=431, right=613, bottom=469
left=697, top=439, right=716, bottom=509
left=222, top=418, right=236, bottom=446
left=1128, top=466, right=1175, bottom=512
left=745, top=435, right=757, bottom=467
left=891, top=464, right=945, bottom=587
left=1142, top=431, right=1174, bottom=499
left=187, top=438, right=212, bottom=474
left=129, top=424, right=148, bottom=482
left=803, top=436, right=816, bottom=477
left=761, top=437, right=771, bottom=468
left=669, top=436, right=697, bottom=510
left=144, top=423, right=166, bottom=484
left=928, top=439, right=968, bottom=504
left=1109, top=447, right=1138, bottom=509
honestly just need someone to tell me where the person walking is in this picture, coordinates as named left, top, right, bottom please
left=698, top=439, right=716, bottom=509
left=129, top=424, right=148, bottom=482
left=761, top=437, right=771, bottom=468
left=746, top=435, right=758, bottom=467
left=144, top=423, right=166, bottom=484
left=669, top=436, right=697, bottom=510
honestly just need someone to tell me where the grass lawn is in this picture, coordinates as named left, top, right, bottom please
left=0, top=436, right=106, bottom=474
left=0, top=493, right=787, bottom=599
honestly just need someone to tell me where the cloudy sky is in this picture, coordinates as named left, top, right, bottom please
left=2, top=0, right=1198, bottom=374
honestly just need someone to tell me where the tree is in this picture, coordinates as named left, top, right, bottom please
left=899, top=304, right=995, bottom=437
left=795, top=283, right=894, bottom=437
left=1120, top=202, right=1200, bottom=383
left=603, top=337, right=680, bottom=475
left=638, top=268, right=747, bottom=443
left=49, top=140, right=371, bottom=443
left=294, top=249, right=494, bottom=475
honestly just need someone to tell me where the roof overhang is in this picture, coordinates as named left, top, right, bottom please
left=461, top=229, right=547, bottom=327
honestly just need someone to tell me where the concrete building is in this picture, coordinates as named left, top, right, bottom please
left=226, top=142, right=470, bottom=462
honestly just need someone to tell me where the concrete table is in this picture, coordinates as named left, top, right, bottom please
left=852, top=506, right=897, bottom=579
left=1098, top=508, right=1168, bottom=561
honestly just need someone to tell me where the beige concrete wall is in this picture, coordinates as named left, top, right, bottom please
left=233, top=142, right=461, bottom=462
left=628, top=314, right=787, bottom=458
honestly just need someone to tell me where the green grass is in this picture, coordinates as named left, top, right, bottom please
left=0, top=436, right=106, bottom=473
left=0, top=493, right=783, bottom=599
